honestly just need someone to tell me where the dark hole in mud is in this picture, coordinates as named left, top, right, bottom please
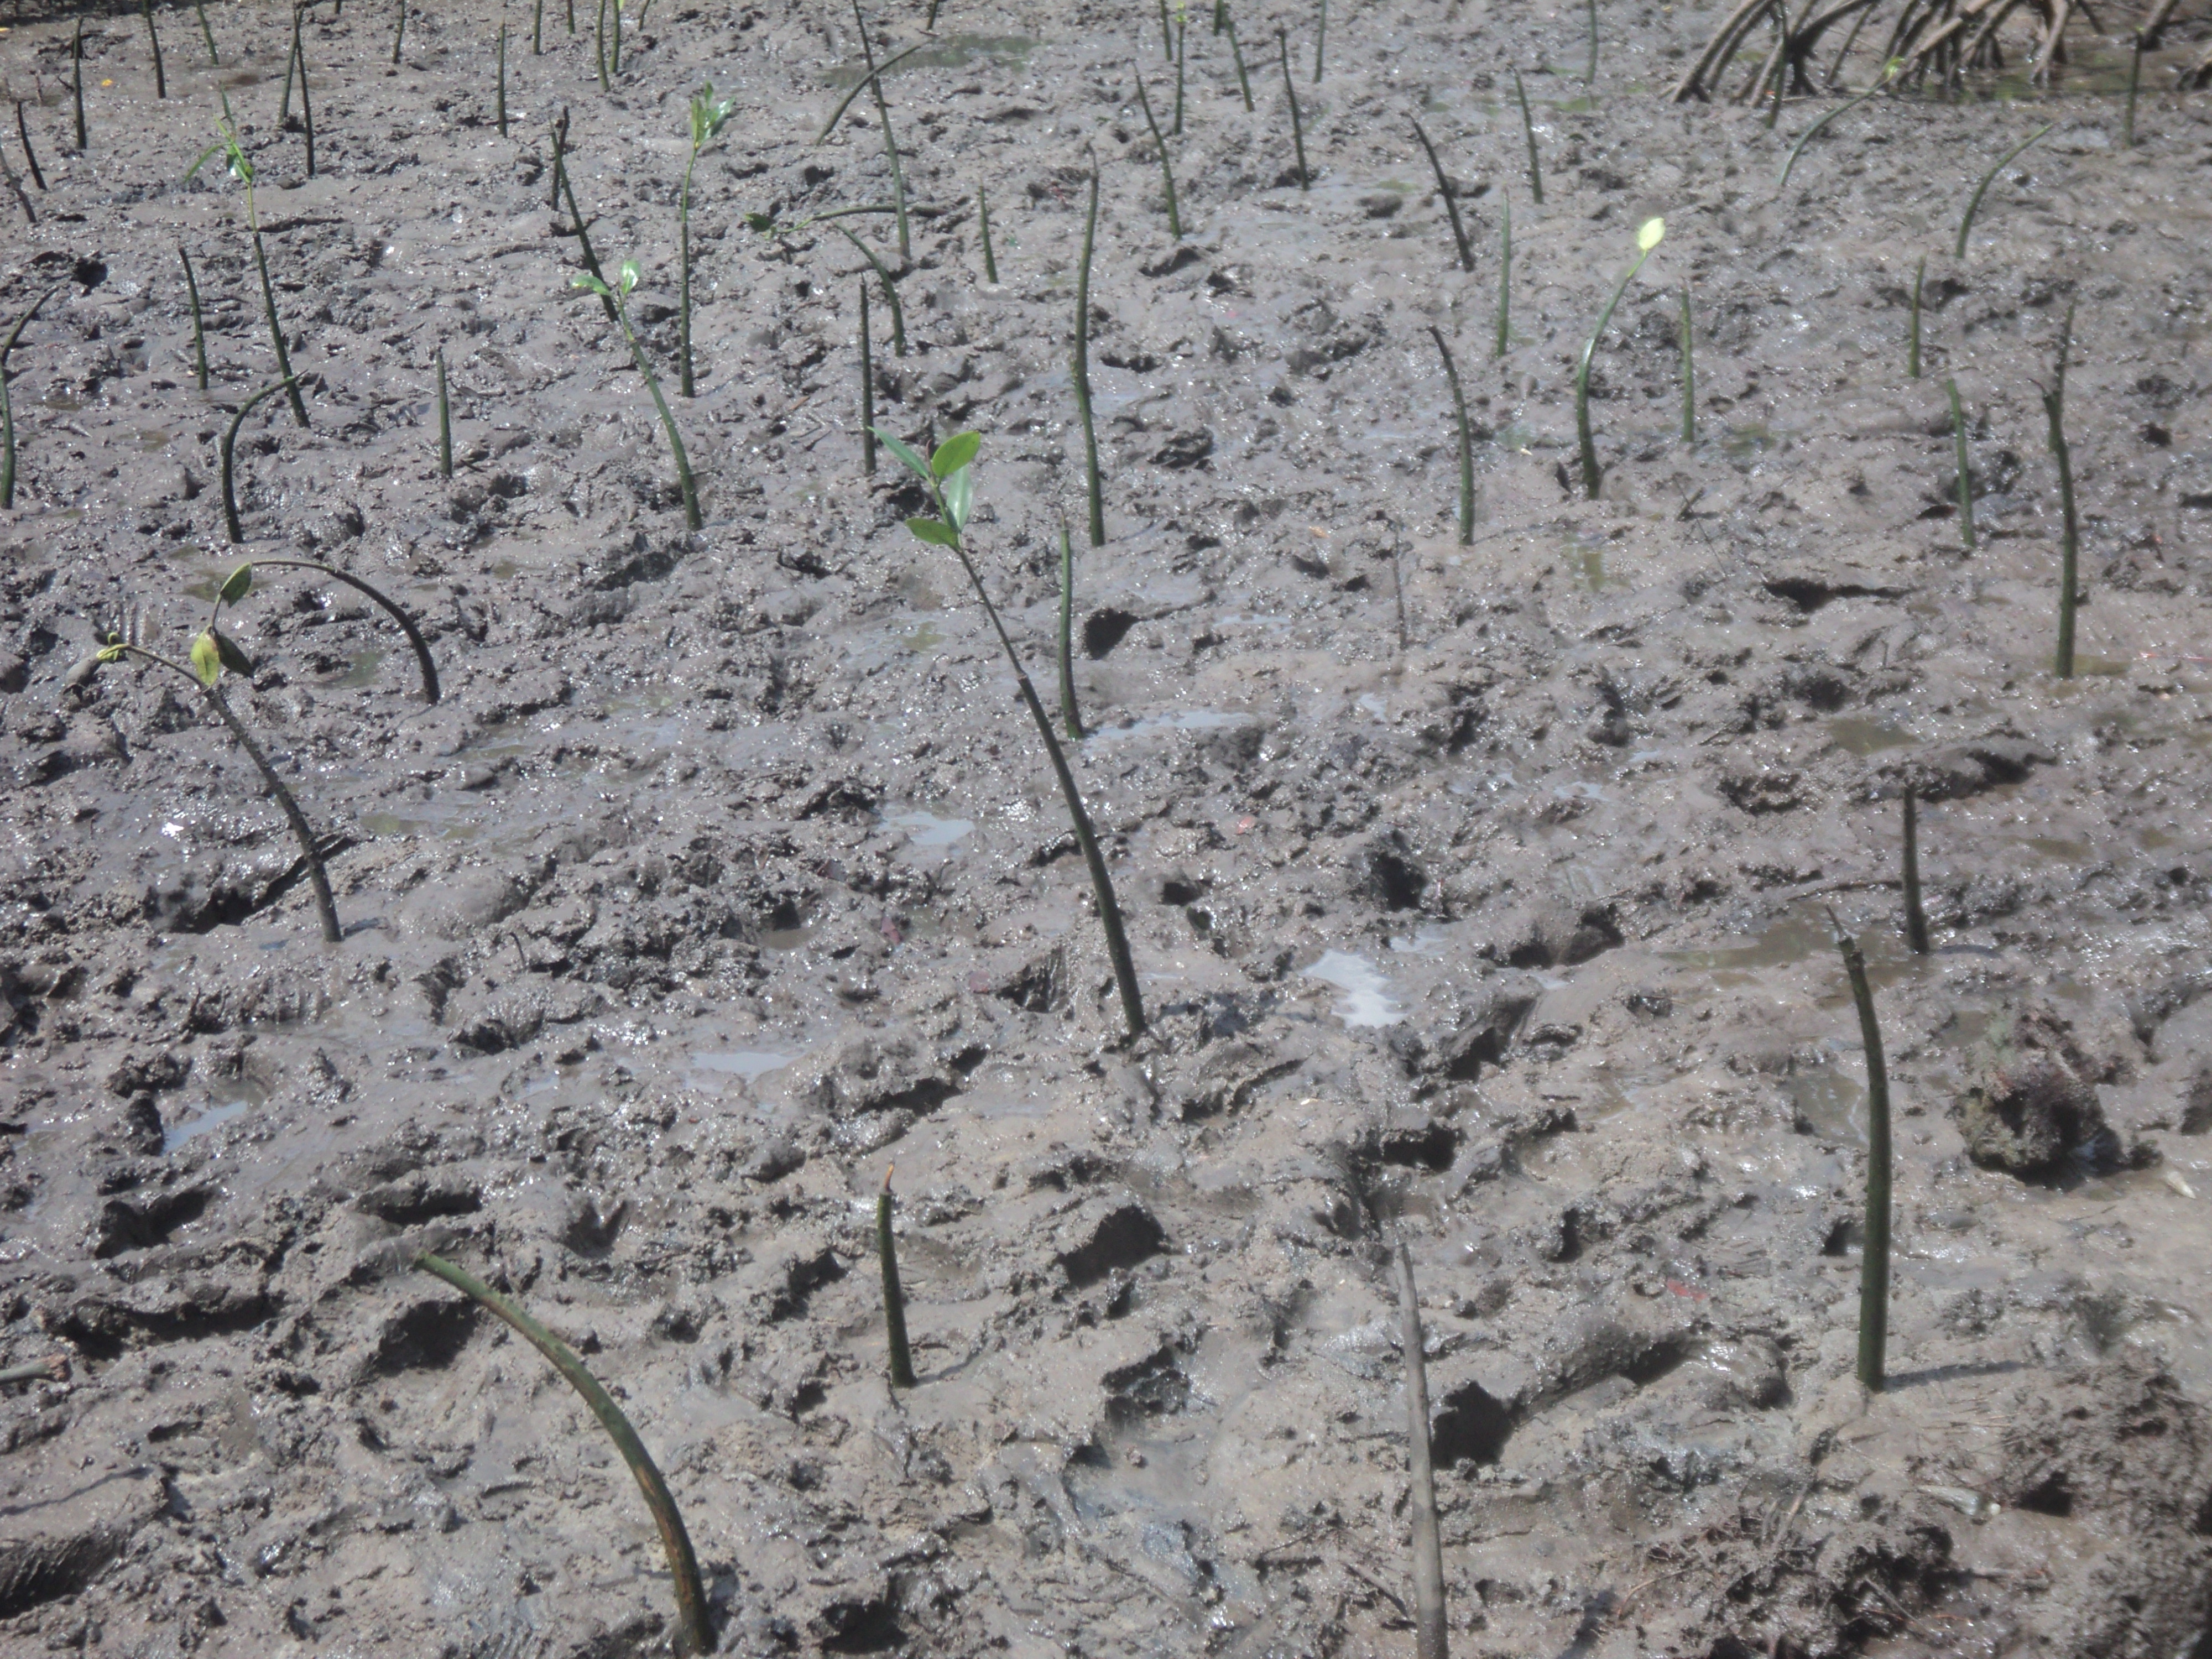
left=2012, top=1473, right=2073, bottom=1517
left=1820, top=1216, right=1862, bottom=1257
left=1369, top=850, right=1425, bottom=911
left=817, top=1593, right=905, bottom=1653
left=91, top=1186, right=212, bottom=1256
left=769, top=1246, right=847, bottom=1321
left=1161, top=877, right=1204, bottom=905
left=1103, top=1346, right=1191, bottom=1425
left=73, top=257, right=107, bottom=291
left=1083, top=609, right=1138, bottom=659
left=1619, top=1335, right=1694, bottom=1387
left=1058, top=1203, right=1168, bottom=1287
left=1430, top=1378, right=1516, bottom=1467
left=371, top=1299, right=479, bottom=1374
left=1378, top=1121, right=1460, bottom=1171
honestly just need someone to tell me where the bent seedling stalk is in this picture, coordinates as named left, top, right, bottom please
left=1427, top=325, right=1473, bottom=546
left=1408, top=118, right=1474, bottom=273
left=1, top=285, right=61, bottom=510
left=1575, top=217, right=1665, bottom=499
left=1827, top=910, right=1891, bottom=1392
left=575, top=262, right=702, bottom=530
left=221, top=377, right=301, bottom=544
left=679, top=83, right=738, bottom=397
left=208, top=557, right=440, bottom=704
left=878, top=1168, right=917, bottom=1388
left=1395, top=1245, right=1449, bottom=1659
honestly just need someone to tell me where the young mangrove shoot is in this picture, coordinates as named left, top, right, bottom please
left=221, top=377, right=300, bottom=544
left=1131, top=64, right=1182, bottom=239
left=851, top=0, right=911, bottom=262
left=1, top=287, right=60, bottom=510
left=142, top=0, right=168, bottom=100
left=187, top=111, right=310, bottom=429
left=680, top=82, right=738, bottom=398
left=415, top=1253, right=712, bottom=1656
left=534, top=0, right=545, bottom=54
left=72, top=21, right=87, bottom=152
left=1409, top=118, right=1474, bottom=273
left=281, top=3, right=302, bottom=123
left=1956, top=122, right=2052, bottom=259
left=296, top=32, right=317, bottom=178
left=195, top=0, right=220, bottom=66
left=1827, top=910, right=1891, bottom=1392
left=1901, top=786, right=1929, bottom=954
left=878, top=1168, right=917, bottom=1388
left=574, top=261, right=702, bottom=530
left=392, top=0, right=406, bottom=66
left=16, top=103, right=47, bottom=192
left=1072, top=156, right=1105, bottom=546
left=858, top=282, right=876, bottom=474
left=978, top=184, right=999, bottom=282
left=1427, top=325, right=1473, bottom=546
left=435, top=347, right=452, bottom=478
left=1947, top=377, right=1976, bottom=549
left=1277, top=30, right=1311, bottom=189
left=2043, top=300, right=2079, bottom=679
left=833, top=225, right=905, bottom=356
left=1314, top=0, right=1327, bottom=82
left=1058, top=520, right=1083, bottom=739
left=1512, top=69, right=1543, bottom=205
left=1574, top=217, right=1665, bottom=500
left=873, top=430, right=1146, bottom=1039
left=1175, top=17, right=1187, bottom=134
left=1395, top=1244, right=1449, bottom=1659
left=1907, top=253, right=1924, bottom=380
left=179, top=248, right=210, bottom=391
left=1495, top=195, right=1511, bottom=357
left=496, top=24, right=509, bottom=136
left=1226, top=17, right=1254, bottom=110
left=557, top=147, right=620, bottom=326
left=1678, top=281, right=1697, bottom=443
left=1777, top=58, right=1900, bottom=191
left=2124, top=32, right=2142, bottom=148
left=207, top=555, right=441, bottom=705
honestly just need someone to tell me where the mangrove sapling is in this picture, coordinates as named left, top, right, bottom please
left=1408, top=119, right=1474, bottom=273
left=142, top=0, right=167, bottom=99
left=1058, top=520, right=1083, bottom=738
left=534, top=0, right=544, bottom=53
left=16, top=104, right=47, bottom=192
left=179, top=247, right=210, bottom=390
left=873, top=430, right=1146, bottom=1039
left=1072, top=155, right=1105, bottom=546
left=1947, top=377, right=1976, bottom=549
left=1, top=288, right=61, bottom=511
left=0, top=145, right=32, bottom=231
left=1427, top=325, right=1473, bottom=546
left=1395, top=1245, right=1448, bottom=1659
left=858, top=283, right=875, bottom=474
left=1777, top=58, right=1901, bottom=190
left=1225, top=18, right=1254, bottom=110
left=195, top=0, right=220, bottom=66
left=1495, top=195, right=1511, bottom=357
left=1955, top=122, right=2052, bottom=259
left=1679, top=280, right=1696, bottom=442
left=72, top=21, right=87, bottom=152
left=206, top=557, right=441, bottom=705
left=1131, top=65, right=1182, bottom=240
left=1512, top=69, right=1543, bottom=204
left=850, top=0, right=910, bottom=262
left=220, top=377, right=300, bottom=544
left=1907, top=253, right=1924, bottom=379
left=92, top=611, right=343, bottom=943
left=1314, top=0, right=1326, bottom=82
left=1277, top=30, right=1310, bottom=189
left=1214, top=0, right=1225, bottom=33
left=280, top=4, right=302, bottom=123
left=296, top=35, right=316, bottom=178
left=977, top=184, right=999, bottom=281
left=679, top=83, right=738, bottom=398
left=1827, top=910, right=1892, bottom=1392
left=878, top=1169, right=917, bottom=1388
left=611, top=0, right=623, bottom=75
left=1175, top=17, right=1187, bottom=134
left=593, top=0, right=608, bottom=88
left=497, top=25, right=509, bottom=137
left=557, top=154, right=620, bottom=326
left=2123, top=32, right=2142, bottom=148
left=2043, top=301, right=2079, bottom=679
left=414, top=1253, right=712, bottom=1657
left=187, top=114, right=310, bottom=429
left=1574, top=217, right=1665, bottom=500
left=833, top=225, right=906, bottom=356
left=435, top=348, right=452, bottom=478
left=1585, top=0, right=1599, bottom=84
left=573, top=261, right=702, bottom=530
left=811, top=41, right=927, bottom=142
left=1901, top=786, right=1929, bottom=954
left=392, top=0, right=405, bottom=66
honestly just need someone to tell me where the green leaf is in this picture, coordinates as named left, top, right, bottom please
left=930, top=431, right=981, bottom=479
left=870, top=427, right=933, bottom=484
left=211, top=628, right=255, bottom=677
left=571, top=273, right=612, bottom=297
left=940, top=467, right=973, bottom=534
left=617, top=259, right=642, bottom=295
left=1636, top=217, right=1665, bottom=253
left=745, top=211, right=779, bottom=233
left=96, top=643, right=126, bottom=665
left=190, top=632, right=222, bottom=688
left=904, top=517, right=959, bottom=547
left=184, top=140, right=226, bottom=184
left=218, top=564, right=254, bottom=605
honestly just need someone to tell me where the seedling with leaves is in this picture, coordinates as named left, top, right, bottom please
left=1575, top=217, right=1665, bottom=499
left=850, top=0, right=911, bottom=262
left=1427, top=325, right=1473, bottom=546
left=878, top=1169, right=916, bottom=1387
left=679, top=83, right=737, bottom=398
left=1, top=286, right=59, bottom=510
left=874, top=430, right=1146, bottom=1040
left=186, top=108, right=310, bottom=429
left=2042, top=301, right=2079, bottom=678
left=415, top=1253, right=712, bottom=1657
left=1408, top=119, right=1474, bottom=273
left=1827, top=909, right=1891, bottom=1392
left=573, top=260, right=702, bottom=530
left=205, top=555, right=441, bottom=706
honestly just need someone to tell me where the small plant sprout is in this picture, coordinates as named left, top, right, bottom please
left=573, top=260, right=702, bottom=530
left=851, top=0, right=911, bottom=262
left=187, top=110, right=310, bottom=430
left=1512, top=70, right=1543, bottom=205
left=534, top=0, right=545, bottom=54
left=878, top=1168, right=917, bottom=1388
left=2, top=287, right=60, bottom=510
left=2043, top=301, right=2079, bottom=679
left=415, top=1254, right=712, bottom=1657
left=1777, top=57, right=1901, bottom=190
left=221, top=377, right=301, bottom=544
left=179, top=247, right=210, bottom=391
left=2124, top=32, right=2142, bottom=148
left=1585, top=0, right=1599, bottom=84
left=194, top=0, right=220, bottom=66
left=1073, top=155, right=1105, bottom=546
left=0, top=142, right=32, bottom=230
left=1175, top=15, right=1187, bottom=134
left=206, top=556, right=441, bottom=706
left=680, top=82, right=738, bottom=398
left=1225, top=17, right=1255, bottom=110
left=833, top=225, right=905, bottom=356
left=1427, top=325, right=1473, bottom=546
left=858, top=283, right=876, bottom=474
left=72, top=20, right=87, bottom=152
left=1901, top=786, right=1930, bottom=954
left=1574, top=216, right=1665, bottom=500
left=1825, top=908, right=1892, bottom=1393
left=1956, top=122, right=2052, bottom=259
left=281, top=4, right=303, bottom=123
left=1395, top=1244, right=1448, bottom=1659
left=593, top=0, right=609, bottom=87
left=17, top=103, right=48, bottom=192
left=142, top=0, right=168, bottom=99
left=296, top=32, right=317, bottom=178
left=557, top=148, right=620, bottom=326
left=392, top=0, right=406, bottom=66
left=496, top=24, right=509, bottom=137
left=1409, top=119, right=1474, bottom=273
left=1214, top=0, right=1225, bottom=34
left=873, top=430, right=1146, bottom=1040
left=810, top=40, right=927, bottom=142
left=1679, top=280, right=1697, bottom=443
left=977, top=184, right=999, bottom=282
left=1947, top=377, right=1976, bottom=550
left=1156, top=0, right=1173, bottom=56
left=1058, top=520, right=1083, bottom=738
left=435, top=348, right=452, bottom=478
left=1314, top=0, right=1327, bottom=82
left=1495, top=195, right=1511, bottom=357
left=1277, top=29, right=1311, bottom=189
left=1131, top=64, right=1182, bottom=239
left=1907, top=254, right=1924, bottom=379
left=92, top=605, right=342, bottom=943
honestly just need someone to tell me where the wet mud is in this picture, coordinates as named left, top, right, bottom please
left=2, top=0, right=2212, bottom=1654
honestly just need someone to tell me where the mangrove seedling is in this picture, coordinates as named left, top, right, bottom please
left=1277, top=30, right=1311, bottom=189
left=1225, top=17, right=1254, bottom=110
left=496, top=24, right=509, bottom=136
left=72, top=20, right=87, bottom=152
left=92, top=607, right=341, bottom=943
left=832, top=225, right=905, bottom=356
left=1409, top=118, right=1474, bottom=273
left=2043, top=301, right=2079, bottom=678
left=534, top=0, right=545, bottom=53
left=556, top=141, right=620, bottom=326
left=295, top=30, right=317, bottom=177
left=1777, top=58, right=1901, bottom=191
left=858, top=283, right=876, bottom=474
left=1395, top=1244, right=1448, bottom=1659
left=435, top=347, right=452, bottom=478
left=1495, top=195, right=1511, bottom=357
left=1427, top=324, right=1473, bottom=546
left=1214, top=0, right=1225, bottom=33
left=873, top=429, right=1146, bottom=1039
left=392, top=0, right=405, bottom=66
left=195, top=0, right=220, bottom=66
left=1314, top=0, right=1326, bottom=82
left=609, top=0, right=622, bottom=74
left=1072, top=155, right=1105, bottom=546
left=811, top=40, right=927, bottom=142
left=1, top=286, right=60, bottom=510
left=1058, top=519, right=1083, bottom=738
left=206, top=555, right=441, bottom=705
left=1947, top=377, right=1975, bottom=549
left=1156, top=0, right=1173, bottom=56
left=1907, top=253, right=1924, bottom=379
left=220, top=377, right=300, bottom=543
left=16, top=103, right=47, bottom=192
left=594, top=0, right=609, bottom=88
left=1131, top=64, right=1182, bottom=239
left=679, top=82, right=738, bottom=397
left=878, top=1168, right=916, bottom=1388
left=1678, top=281, right=1697, bottom=442
left=142, top=0, right=167, bottom=99
left=573, top=260, right=703, bottom=530
left=1175, top=17, right=1187, bottom=134
left=280, top=3, right=302, bottom=124
left=1901, top=786, right=1929, bottom=953
left=179, top=247, right=209, bottom=390
left=2124, top=32, right=2142, bottom=148
left=1574, top=216, right=1665, bottom=500
left=1512, top=69, right=1543, bottom=205
left=1956, top=122, right=2052, bottom=259
left=1827, top=910, right=1891, bottom=1392
left=186, top=111, right=310, bottom=429
left=415, top=1253, right=712, bottom=1656
left=850, top=0, right=911, bottom=262
left=977, top=183, right=999, bottom=282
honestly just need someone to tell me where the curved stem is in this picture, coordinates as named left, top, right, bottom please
left=228, top=559, right=441, bottom=703
left=1427, top=326, right=1472, bottom=546
left=613, top=301, right=702, bottom=530
left=1777, top=75, right=1890, bottom=190
left=1395, top=1245, right=1448, bottom=1659
left=811, top=41, right=928, bottom=143
left=1131, top=64, right=1181, bottom=239
left=1410, top=119, right=1474, bottom=273
left=831, top=224, right=905, bottom=356
left=1512, top=70, right=1543, bottom=204
left=221, top=378, right=300, bottom=544
left=1575, top=247, right=1657, bottom=499
left=1073, top=157, right=1104, bottom=546
left=1829, top=919, right=1890, bottom=1392
left=1956, top=122, right=2051, bottom=259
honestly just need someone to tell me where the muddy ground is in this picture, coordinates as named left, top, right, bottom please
left=1, top=0, right=2210, bottom=1653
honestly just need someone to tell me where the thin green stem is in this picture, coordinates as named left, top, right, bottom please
left=852, top=0, right=909, bottom=262
left=1907, top=253, right=1924, bottom=379
left=680, top=149, right=700, bottom=397
left=1175, top=17, right=1186, bottom=134
left=612, top=298, right=702, bottom=530
left=281, top=5, right=301, bottom=123
left=1427, top=325, right=1472, bottom=546
left=221, top=376, right=299, bottom=542
left=1495, top=196, right=1511, bottom=357
left=297, top=34, right=316, bottom=177
left=221, top=557, right=440, bottom=703
left=593, top=0, right=608, bottom=88
left=1513, top=70, right=1543, bottom=205
left=1956, top=122, right=2052, bottom=259
left=392, top=0, right=405, bottom=66
left=1395, top=1245, right=1448, bottom=1659
left=195, top=0, right=220, bottom=65
left=143, top=0, right=168, bottom=99
left=1227, top=18, right=1254, bottom=109
left=1213, top=0, right=1225, bottom=36
left=497, top=25, right=509, bottom=136
left=1131, top=65, right=1182, bottom=239
left=978, top=184, right=998, bottom=281
left=812, top=41, right=928, bottom=143
left=1679, top=281, right=1696, bottom=442
left=415, top=1253, right=712, bottom=1656
left=1278, top=30, right=1309, bottom=189
left=832, top=225, right=905, bottom=356
left=879, top=1172, right=916, bottom=1388
left=72, top=21, right=87, bottom=152
left=1314, top=0, right=1326, bottom=82
left=1058, top=520, right=1083, bottom=738
left=252, top=231, right=311, bottom=429
left=1777, top=74, right=1892, bottom=191
left=1829, top=917, right=1890, bottom=1394
left=1157, top=0, right=1173, bottom=56
left=1, top=288, right=60, bottom=509
left=611, top=0, right=622, bottom=74
left=859, top=281, right=875, bottom=474
left=435, top=347, right=452, bottom=478
left=1901, top=786, right=1929, bottom=954
left=534, top=0, right=545, bottom=54
left=1575, top=244, right=1658, bottom=499
left=2044, top=301, right=2078, bottom=678
left=2123, top=33, right=2141, bottom=147
left=1947, top=377, right=1975, bottom=550
left=561, top=160, right=621, bottom=326
left=1409, top=119, right=1473, bottom=273
left=1585, top=0, right=1598, bottom=85
left=180, top=248, right=209, bottom=391
left=1073, top=156, right=1105, bottom=547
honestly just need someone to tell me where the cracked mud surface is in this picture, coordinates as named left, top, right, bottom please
left=3, top=0, right=2212, bottom=1654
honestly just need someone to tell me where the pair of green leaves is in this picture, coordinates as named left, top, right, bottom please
left=690, top=82, right=737, bottom=152
left=190, top=628, right=254, bottom=688
left=185, top=93, right=253, bottom=191
left=872, top=429, right=979, bottom=548
left=573, top=259, right=644, bottom=303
